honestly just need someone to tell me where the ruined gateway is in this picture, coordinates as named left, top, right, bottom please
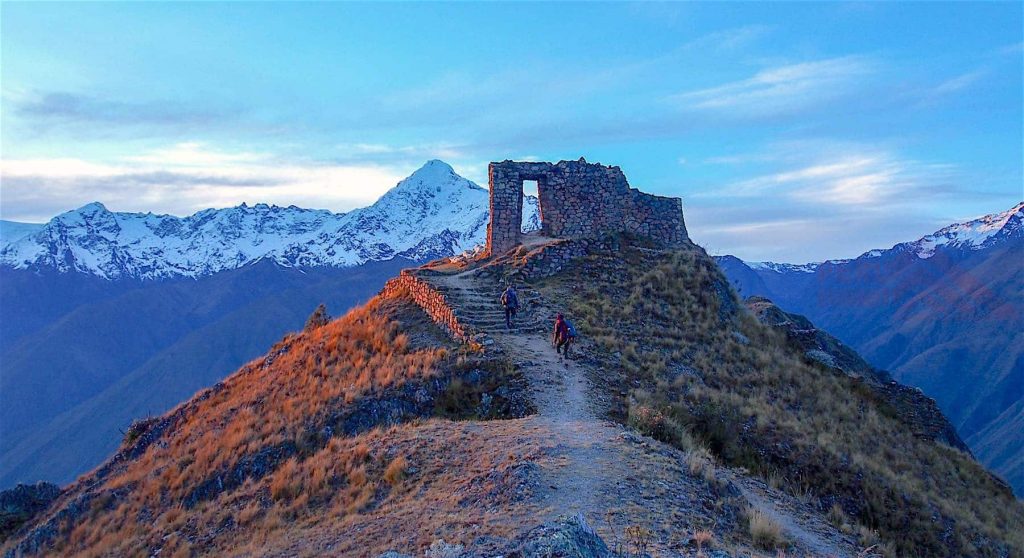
left=486, top=158, right=688, bottom=255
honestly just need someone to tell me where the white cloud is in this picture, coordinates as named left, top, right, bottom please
left=123, top=142, right=266, bottom=167
left=931, top=70, right=986, bottom=96
left=669, top=56, right=874, bottom=116
left=699, top=143, right=957, bottom=208
left=0, top=142, right=410, bottom=221
left=333, top=142, right=468, bottom=161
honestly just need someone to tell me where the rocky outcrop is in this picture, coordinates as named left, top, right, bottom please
left=487, top=158, right=687, bottom=255
left=0, top=482, right=60, bottom=542
left=501, top=514, right=611, bottom=557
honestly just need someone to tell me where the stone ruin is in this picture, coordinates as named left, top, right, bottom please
left=486, top=158, right=688, bottom=255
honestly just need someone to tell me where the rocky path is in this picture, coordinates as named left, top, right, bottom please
left=425, top=270, right=859, bottom=557
left=431, top=273, right=611, bottom=518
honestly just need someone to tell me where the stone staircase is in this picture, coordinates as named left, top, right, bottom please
left=423, top=273, right=549, bottom=340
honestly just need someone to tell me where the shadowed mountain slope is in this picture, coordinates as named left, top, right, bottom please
left=0, top=259, right=410, bottom=489
left=715, top=203, right=1024, bottom=495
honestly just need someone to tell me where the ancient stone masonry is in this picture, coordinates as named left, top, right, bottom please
left=487, top=158, right=688, bottom=255
left=381, top=272, right=468, bottom=341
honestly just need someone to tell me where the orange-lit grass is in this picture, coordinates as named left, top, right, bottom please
left=35, top=291, right=452, bottom=557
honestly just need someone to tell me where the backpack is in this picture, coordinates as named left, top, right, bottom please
left=565, top=319, right=578, bottom=338
left=502, top=289, right=519, bottom=308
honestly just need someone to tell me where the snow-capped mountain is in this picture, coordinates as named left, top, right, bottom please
left=0, top=160, right=541, bottom=280
left=746, top=261, right=828, bottom=274
left=891, top=201, right=1023, bottom=259
left=744, top=201, right=1023, bottom=271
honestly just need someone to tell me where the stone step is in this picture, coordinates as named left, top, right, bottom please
left=471, top=327, right=541, bottom=334
left=466, top=318, right=543, bottom=325
left=461, top=314, right=543, bottom=323
left=463, top=314, right=542, bottom=323
left=466, top=323, right=543, bottom=332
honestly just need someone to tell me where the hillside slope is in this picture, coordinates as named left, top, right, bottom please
left=0, top=161, right=543, bottom=489
left=4, top=236, right=1020, bottom=557
left=715, top=203, right=1024, bottom=494
left=0, top=259, right=409, bottom=489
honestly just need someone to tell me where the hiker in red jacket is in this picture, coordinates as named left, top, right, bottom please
left=552, top=313, right=572, bottom=359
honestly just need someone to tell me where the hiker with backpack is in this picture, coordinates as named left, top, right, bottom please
left=500, top=284, right=519, bottom=329
left=552, top=313, right=577, bottom=360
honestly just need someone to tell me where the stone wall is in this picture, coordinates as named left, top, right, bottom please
left=487, top=158, right=688, bottom=255
left=381, top=272, right=468, bottom=341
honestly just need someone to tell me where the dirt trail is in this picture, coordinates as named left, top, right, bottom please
left=428, top=270, right=858, bottom=557
left=433, top=272, right=613, bottom=519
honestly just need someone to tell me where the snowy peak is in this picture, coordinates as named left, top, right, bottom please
left=0, top=161, right=541, bottom=280
left=747, top=261, right=823, bottom=274
left=733, top=202, right=1023, bottom=272
left=403, top=159, right=474, bottom=186
left=905, top=201, right=1023, bottom=258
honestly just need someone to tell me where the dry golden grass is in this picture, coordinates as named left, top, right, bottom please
left=13, top=290, right=466, bottom=557
left=747, top=508, right=786, bottom=550
left=536, top=237, right=1024, bottom=557
left=383, top=455, right=408, bottom=487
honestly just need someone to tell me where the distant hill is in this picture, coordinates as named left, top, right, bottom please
left=716, top=202, right=1024, bottom=495
left=0, top=259, right=410, bottom=489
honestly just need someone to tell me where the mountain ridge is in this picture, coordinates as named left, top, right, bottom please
left=0, top=161, right=540, bottom=491
left=743, top=201, right=1023, bottom=271
left=715, top=201, right=1024, bottom=496
left=0, top=160, right=541, bottom=280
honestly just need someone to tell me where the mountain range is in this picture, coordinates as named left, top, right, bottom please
left=1, top=159, right=1019, bottom=501
left=0, top=159, right=540, bottom=280
left=716, top=202, right=1024, bottom=495
left=5, top=230, right=1020, bottom=557
left=0, top=160, right=539, bottom=488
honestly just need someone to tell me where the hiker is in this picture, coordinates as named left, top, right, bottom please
left=552, top=313, right=577, bottom=359
left=500, top=284, right=519, bottom=329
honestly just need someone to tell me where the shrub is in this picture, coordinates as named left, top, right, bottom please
left=747, top=508, right=786, bottom=550
left=383, top=455, right=407, bottom=487
left=693, top=528, right=714, bottom=554
left=304, top=303, right=331, bottom=331
left=121, top=417, right=158, bottom=447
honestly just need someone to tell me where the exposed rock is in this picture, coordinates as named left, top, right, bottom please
left=425, top=539, right=464, bottom=558
left=501, top=514, right=611, bottom=558
left=0, top=482, right=60, bottom=541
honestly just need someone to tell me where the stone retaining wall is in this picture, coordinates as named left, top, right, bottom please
left=381, top=273, right=468, bottom=341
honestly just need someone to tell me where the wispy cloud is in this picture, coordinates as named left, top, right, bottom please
left=679, top=25, right=774, bottom=52
left=930, top=69, right=987, bottom=96
left=0, top=142, right=410, bottom=222
left=680, top=139, right=1009, bottom=262
left=699, top=141, right=959, bottom=208
left=686, top=201, right=952, bottom=263
left=11, top=90, right=242, bottom=129
left=668, top=56, right=875, bottom=117
left=331, top=142, right=469, bottom=164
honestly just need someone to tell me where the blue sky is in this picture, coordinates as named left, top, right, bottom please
left=1, top=2, right=1021, bottom=261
